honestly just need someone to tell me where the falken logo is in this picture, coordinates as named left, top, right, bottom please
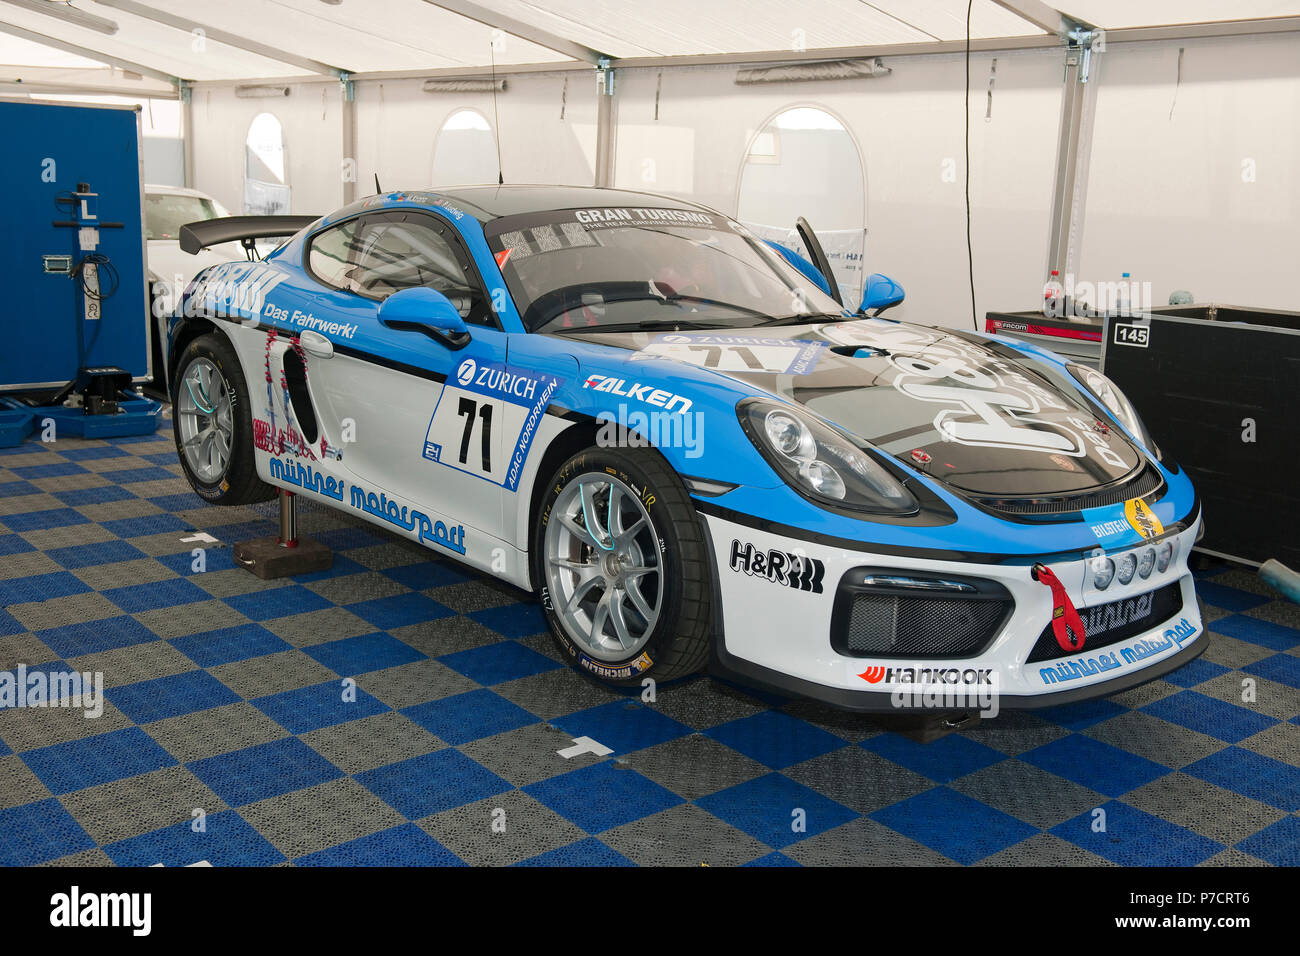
left=583, top=375, right=693, bottom=413
left=729, top=540, right=824, bottom=593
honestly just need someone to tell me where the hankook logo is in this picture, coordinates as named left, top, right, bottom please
left=857, top=666, right=994, bottom=685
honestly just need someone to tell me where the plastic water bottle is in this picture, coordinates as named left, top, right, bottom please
left=1115, top=272, right=1131, bottom=317
left=1043, top=270, right=1063, bottom=317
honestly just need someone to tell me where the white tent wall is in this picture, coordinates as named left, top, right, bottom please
left=353, top=71, right=598, bottom=194
left=609, top=52, right=1064, bottom=328
left=174, top=23, right=1300, bottom=323
left=1078, top=32, right=1300, bottom=311
left=190, top=82, right=345, bottom=217
left=32, top=93, right=184, bottom=186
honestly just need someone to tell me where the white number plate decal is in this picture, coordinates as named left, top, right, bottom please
left=637, top=333, right=825, bottom=375
left=1113, top=322, right=1150, bottom=348
left=423, top=358, right=563, bottom=492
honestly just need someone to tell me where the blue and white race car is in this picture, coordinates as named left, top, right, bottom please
left=169, top=185, right=1205, bottom=711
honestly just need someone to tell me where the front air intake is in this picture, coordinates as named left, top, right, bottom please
left=975, top=462, right=1164, bottom=518
left=830, top=569, right=1014, bottom=659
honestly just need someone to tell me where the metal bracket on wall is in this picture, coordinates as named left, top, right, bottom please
left=1068, top=27, right=1106, bottom=83
left=595, top=57, right=615, bottom=96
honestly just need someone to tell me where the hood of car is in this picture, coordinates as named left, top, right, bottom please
left=557, top=318, right=1144, bottom=498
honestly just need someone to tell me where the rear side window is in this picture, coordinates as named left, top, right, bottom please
left=306, top=219, right=362, bottom=290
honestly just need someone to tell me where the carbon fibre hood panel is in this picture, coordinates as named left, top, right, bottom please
left=555, top=318, right=1143, bottom=498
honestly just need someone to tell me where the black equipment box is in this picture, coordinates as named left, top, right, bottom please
left=1101, top=304, right=1300, bottom=568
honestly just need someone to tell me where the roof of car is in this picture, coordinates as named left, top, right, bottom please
left=425, top=184, right=716, bottom=222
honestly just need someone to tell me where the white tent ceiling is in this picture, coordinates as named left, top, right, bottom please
left=1065, top=0, right=1299, bottom=30
left=0, top=0, right=1295, bottom=86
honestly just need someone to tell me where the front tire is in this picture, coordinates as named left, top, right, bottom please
left=172, top=332, right=274, bottom=506
left=533, top=445, right=712, bottom=685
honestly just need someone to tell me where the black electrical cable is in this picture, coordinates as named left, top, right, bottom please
left=965, top=0, right=977, bottom=331
left=57, top=253, right=120, bottom=399
left=71, top=253, right=120, bottom=301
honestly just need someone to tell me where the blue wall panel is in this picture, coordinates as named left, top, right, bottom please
left=0, top=100, right=150, bottom=391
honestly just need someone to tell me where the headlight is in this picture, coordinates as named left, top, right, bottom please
left=1137, top=547, right=1156, bottom=579
left=1156, top=539, right=1176, bottom=572
left=1067, top=363, right=1159, bottom=456
left=739, top=399, right=917, bottom=514
left=1092, top=555, right=1116, bottom=590
left=1116, top=551, right=1137, bottom=586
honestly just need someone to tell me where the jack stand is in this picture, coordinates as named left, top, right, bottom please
left=233, top=489, right=332, bottom=580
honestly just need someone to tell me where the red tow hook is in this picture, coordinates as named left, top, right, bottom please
left=1032, top=563, right=1087, bottom=653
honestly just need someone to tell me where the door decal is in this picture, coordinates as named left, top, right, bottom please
left=423, top=357, right=563, bottom=492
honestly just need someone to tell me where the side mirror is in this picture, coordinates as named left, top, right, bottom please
left=378, top=287, right=471, bottom=349
left=858, top=273, right=905, bottom=315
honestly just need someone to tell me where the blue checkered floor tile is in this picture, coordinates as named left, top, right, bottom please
left=1, top=423, right=1297, bottom=866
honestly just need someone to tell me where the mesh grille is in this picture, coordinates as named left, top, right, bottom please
left=843, top=594, right=1010, bottom=657
left=976, top=463, right=1163, bottom=516
left=1026, top=582, right=1183, bottom=662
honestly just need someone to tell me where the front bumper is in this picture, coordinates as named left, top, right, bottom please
left=699, top=508, right=1206, bottom=712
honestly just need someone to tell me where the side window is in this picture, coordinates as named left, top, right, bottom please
left=307, top=213, right=495, bottom=326
left=307, top=219, right=363, bottom=291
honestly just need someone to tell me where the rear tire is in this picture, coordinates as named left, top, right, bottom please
left=533, top=445, right=712, bottom=686
left=172, top=332, right=274, bottom=506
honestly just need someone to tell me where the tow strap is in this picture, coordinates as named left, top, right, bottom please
left=1032, top=563, right=1087, bottom=652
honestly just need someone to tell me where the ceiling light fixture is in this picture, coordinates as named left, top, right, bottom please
left=422, top=78, right=507, bottom=93
left=735, top=57, right=891, bottom=85
left=235, top=84, right=291, bottom=98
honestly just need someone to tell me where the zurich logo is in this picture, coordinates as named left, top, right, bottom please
left=457, top=359, right=477, bottom=386
left=661, top=334, right=691, bottom=344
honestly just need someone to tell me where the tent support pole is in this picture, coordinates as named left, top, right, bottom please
left=180, top=80, right=195, bottom=188
left=1046, top=27, right=1103, bottom=286
left=341, top=74, right=357, bottom=205
left=594, top=60, right=615, bottom=188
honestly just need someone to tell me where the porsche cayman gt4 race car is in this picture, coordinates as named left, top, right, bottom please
left=168, top=185, right=1206, bottom=711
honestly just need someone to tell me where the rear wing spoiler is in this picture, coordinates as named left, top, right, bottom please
left=179, top=215, right=320, bottom=255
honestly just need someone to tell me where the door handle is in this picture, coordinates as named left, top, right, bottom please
left=299, top=330, right=334, bottom=359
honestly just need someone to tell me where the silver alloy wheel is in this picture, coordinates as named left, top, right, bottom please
left=543, top=473, right=663, bottom=661
left=176, top=356, right=234, bottom=484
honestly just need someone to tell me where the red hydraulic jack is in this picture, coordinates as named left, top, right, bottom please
left=233, top=489, right=332, bottom=580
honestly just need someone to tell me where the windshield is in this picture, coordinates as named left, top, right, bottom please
left=145, top=193, right=228, bottom=241
left=484, top=206, right=845, bottom=333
